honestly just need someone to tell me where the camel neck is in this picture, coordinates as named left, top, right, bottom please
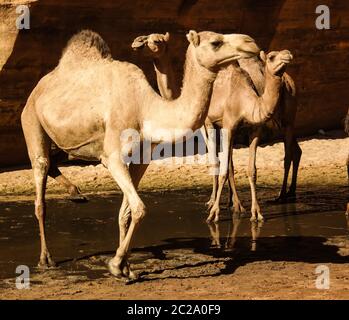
left=263, top=69, right=283, bottom=114
left=240, top=65, right=283, bottom=125
left=143, top=46, right=217, bottom=142
left=153, top=53, right=180, bottom=100
left=174, top=47, right=217, bottom=131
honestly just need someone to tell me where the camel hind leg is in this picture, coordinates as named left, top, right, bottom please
left=247, top=129, right=263, bottom=221
left=48, top=150, right=87, bottom=202
left=21, top=107, right=56, bottom=268
left=287, top=137, right=302, bottom=197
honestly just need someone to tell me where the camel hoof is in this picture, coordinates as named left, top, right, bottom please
left=205, top=199, right=214, bottom=210
left=231, top=204, right=246, bottom=214
left=273, top=193, right=297, bottom=204
left=206, top=216, right=213, bottom=223
left=213, top=215, right=220, bottom=223
left=37, top=257, right=56, bottom=269
left=257, top=215, right=264, bottom=222
left=67, top=194, right=88, bottom=203
left=113, top=274, right=134, bottom=284
left=108, top=259, right=123, bottom=277
left=207, top=206, right=220, bottom=223
left=108, top=259, right=139, bottom=283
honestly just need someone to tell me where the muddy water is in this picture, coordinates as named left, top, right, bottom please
left=0, top=191, right=348, bottom=281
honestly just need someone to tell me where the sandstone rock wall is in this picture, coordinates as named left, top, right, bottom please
left=1, top=0, right=348, bottom=166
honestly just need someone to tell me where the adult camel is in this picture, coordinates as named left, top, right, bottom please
left=132, top=33, right=296, bottom=222
left=21, top=29, right=261, bottom=280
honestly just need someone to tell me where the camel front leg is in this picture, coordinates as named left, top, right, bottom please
left=104, top=153, right=146, bottom=281
left=248, top=130, right=263, bottom=221
left=207, top=128, right=232, bottom=223
left=277, top=126, right=293, bottom=201
left=118, top=162, right=149, bottom=279
left=287, top=137, right=302, bottom=197
left=201, top=123, right=219, bottom=210
left=228, top=151, right=246, bottom=214
left=33, top=156, right=56, bottom=268
left=277, top=126, right=301, bottom=202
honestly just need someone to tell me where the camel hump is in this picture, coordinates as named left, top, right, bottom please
left=59, top=30, right=112, bottom=65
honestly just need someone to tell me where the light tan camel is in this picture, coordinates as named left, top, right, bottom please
left=206, top=51, right=298, bottom=222
left=345, top=109, right=349, bottom=215
left=131, top=33, right=296, bottom=222
left=205, top=50, right=293, bottom=221
left=21, top=29, right=261, bottom=280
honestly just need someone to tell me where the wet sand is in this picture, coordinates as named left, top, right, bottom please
left=0, top=131, right=348, bottom=299
left=0, top=192, right=348, bottom=300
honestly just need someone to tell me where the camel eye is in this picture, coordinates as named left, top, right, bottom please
left=268, top=54, right=276, bottom=61
left=211, top=40, right=223, bottom=49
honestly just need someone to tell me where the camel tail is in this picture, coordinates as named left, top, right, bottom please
left=59, top=30, right=112, bottom=65
left=345, top=110, right=349, bottom=136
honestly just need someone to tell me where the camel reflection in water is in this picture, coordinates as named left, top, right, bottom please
left=207, top=215, right=263, bottom=252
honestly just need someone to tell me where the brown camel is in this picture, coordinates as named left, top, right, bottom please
left=205, top=50, right=295, bottom=222
left=345, top=109, right=349, bottom=215
left=21, top=29, right=261, bottom=280
left=131, top=33, right=296, bottom=222
left=132, top=32, right=180, bottom=100
left=206, top=51, right=302, bottom=221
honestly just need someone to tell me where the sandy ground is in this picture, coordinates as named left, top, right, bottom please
left=0, top=131, right=348, bottom=300
left=0, top=131, right=348, bottom=202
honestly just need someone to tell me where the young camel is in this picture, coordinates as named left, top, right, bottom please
left=345, top=109, right=349, bottom=215
left=132, top=33, right=295, bottom=222
left=205, top=50, right=294, bottom=222
left=21, top=29, right=261, bottom=280
left=206, top=53, right=300, bottom=222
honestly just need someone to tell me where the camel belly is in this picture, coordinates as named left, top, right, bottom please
left=36, top=94, right=106, bottom=160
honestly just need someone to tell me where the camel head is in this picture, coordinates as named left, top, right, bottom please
left=186, top=30, right=260, bottom=72
left=131, top=32, right=170, bottom=59
left=260, top=50, right=293, bottom=77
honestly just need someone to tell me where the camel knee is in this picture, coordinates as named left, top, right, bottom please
left=131, top=202, right=146, bottom=225
left=34, top=202, right=45, bottom=220
left=32, top=156, right=49, bottom=176
left=119, top=206, right=131, bottom=226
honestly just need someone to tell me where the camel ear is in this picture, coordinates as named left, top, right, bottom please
left=131, top=35, right=148, bottom=50
left=186, top=30, right=200, bottom=47
left=164, top=32, right=170, bottom=42
left=259, top=50, right=267, bottom=63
